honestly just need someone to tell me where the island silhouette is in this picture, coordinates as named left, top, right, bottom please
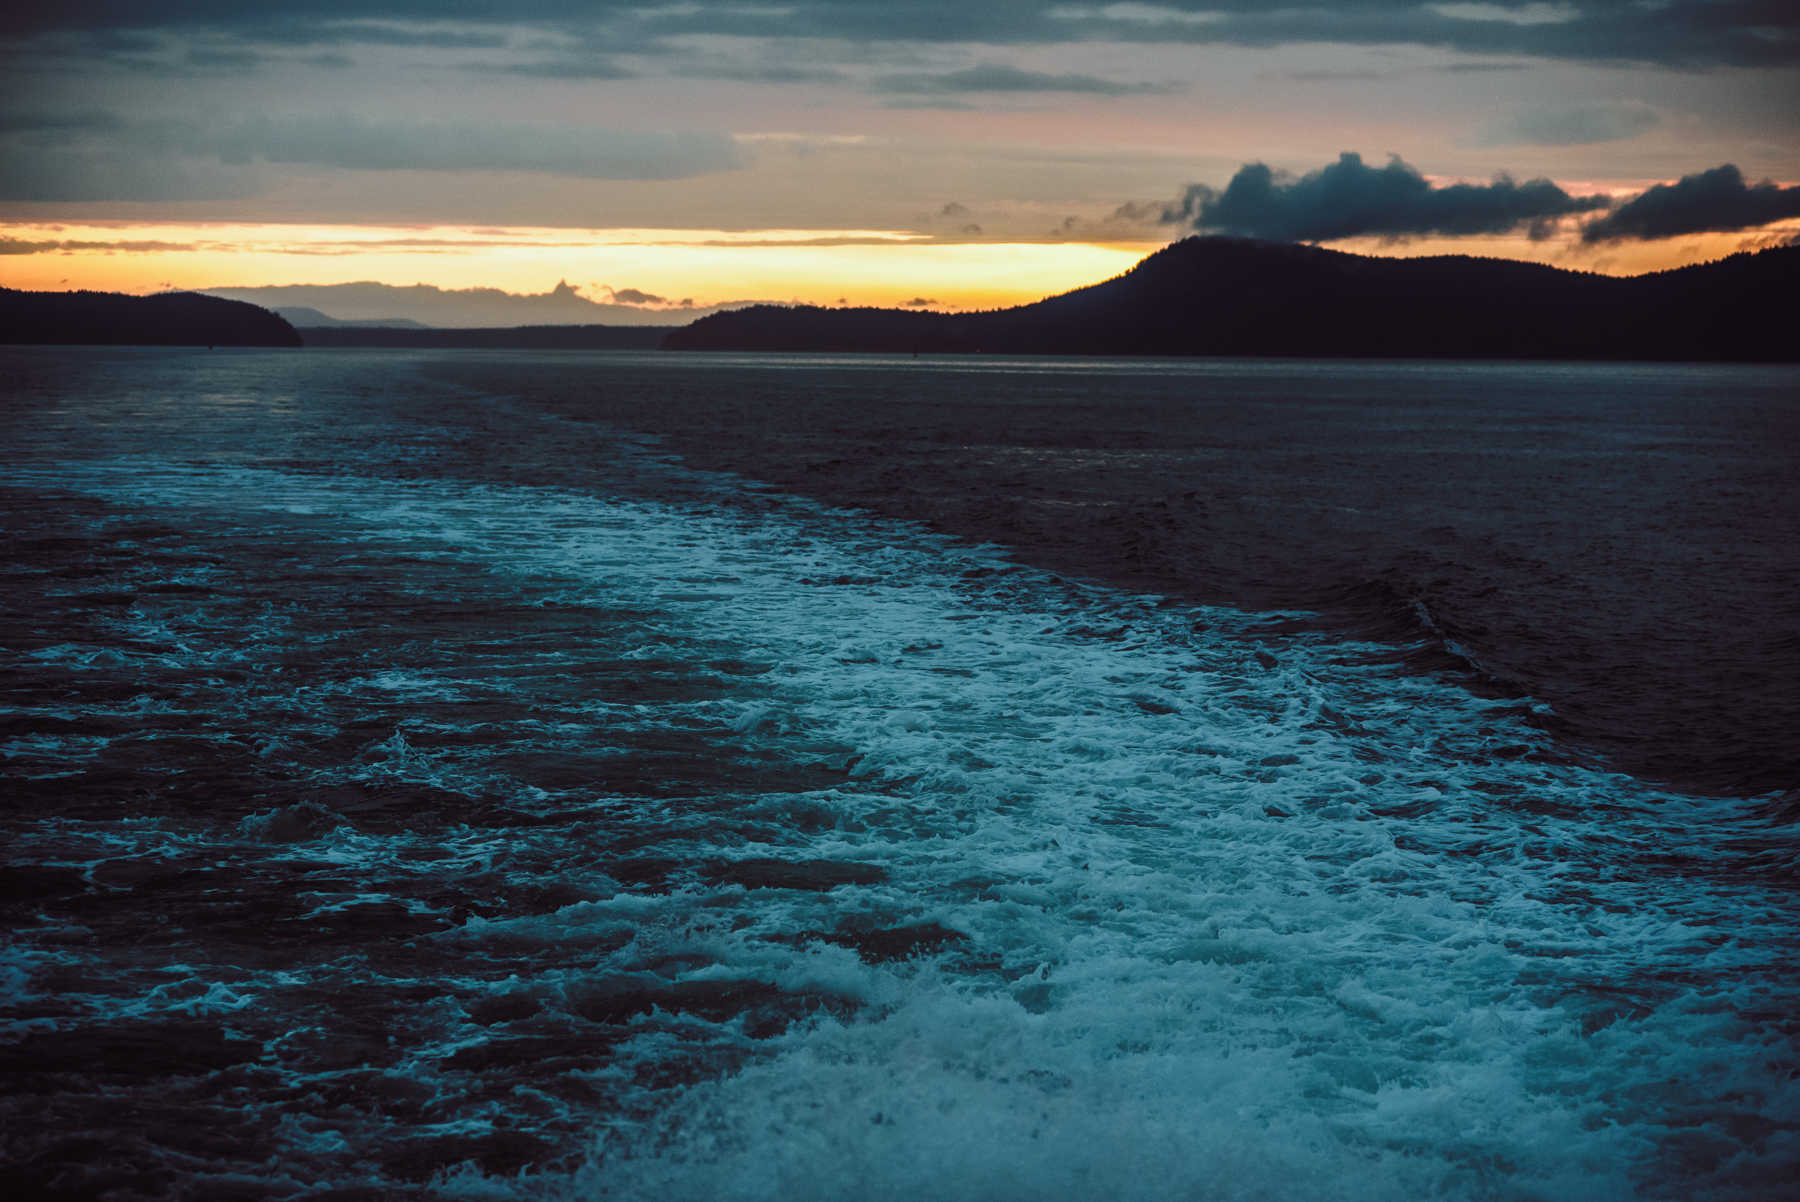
left=1, top=288, right=301, bottom=347
left=7, top=236, right=1793, bottom=360
left=664, top=236, right=1797, bottom=362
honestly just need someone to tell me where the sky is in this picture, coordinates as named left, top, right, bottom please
left=3, top=1, right=1797, bottom=323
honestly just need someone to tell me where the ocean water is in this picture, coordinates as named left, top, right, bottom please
left=3, top=348, right=1797, bottom=1201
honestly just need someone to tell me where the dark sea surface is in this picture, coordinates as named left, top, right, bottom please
left=3, top=346, right=1797, bottom=1201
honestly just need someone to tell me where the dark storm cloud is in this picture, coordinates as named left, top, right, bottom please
left=0, top=114, right=744, bottom=201
left=871, top=63, right=1171, bottom=96
left=2, top=1, right=1795, bottom=69
left=1582, top=164, right=1800, bottom=241
left=1171, top=152, right=1610, bottom=242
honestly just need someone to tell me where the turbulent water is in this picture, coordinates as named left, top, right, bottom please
left=3, top=348, right=1797, bottom=1201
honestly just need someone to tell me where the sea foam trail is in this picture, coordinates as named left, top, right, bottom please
left=3, top=458, right=1796, bottom=1201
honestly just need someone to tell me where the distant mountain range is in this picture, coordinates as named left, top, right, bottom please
left=199, top=280, right=754, bottom=329
left=0, top=288, right=301, bottom=347
left=273, top=307, right=431, bottom=329
left=299, top=325, right=666, bottom=349
left=664, top=236, right=1799, bottom=362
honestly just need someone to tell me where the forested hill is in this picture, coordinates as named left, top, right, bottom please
left=662, top=237, right=1799, bottom=362
left=1, top=289, right=301, bottom=347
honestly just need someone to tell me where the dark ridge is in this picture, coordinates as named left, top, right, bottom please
left=664, top=236, right=1799, bottom=362
left=300, top=325, right=670, bottom=350
left=0, top=287, right=301, bottom=347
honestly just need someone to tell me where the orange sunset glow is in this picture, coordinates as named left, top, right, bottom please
left=0, top=221, right=1154, bottom=312
left=5, top=212, right=1793, bottom=318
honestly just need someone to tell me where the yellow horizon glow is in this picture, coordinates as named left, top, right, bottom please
left=3, top=219, right=1793, bottom=312
left=0, top=221, right=1153, bottom=311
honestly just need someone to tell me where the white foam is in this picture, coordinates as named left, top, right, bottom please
left=13, top=457, right=1796, bottom=1201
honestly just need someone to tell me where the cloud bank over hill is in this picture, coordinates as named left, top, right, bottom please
left=1165, top=152, right=1610, bottom=242
left=1582, top=165, right=1800, bottom=241
left=199, top=280, right=762, bottom=327
left=1153, top=154, right=1800, bottom=246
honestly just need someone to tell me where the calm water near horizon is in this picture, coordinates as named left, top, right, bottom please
left=3, top=347, right=1797, bottom=1200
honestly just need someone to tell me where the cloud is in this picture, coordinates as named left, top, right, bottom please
left=1472, top=99, right=1661, bottom=147
left=0, top=113, right=744, bottom=200
left=183, top=46, right=260, bottom=72
left=1043, top=197, right=1179, bottom=240
left=607, top=287, right=666, bottom=305
left=1582, top=164, right=1800, bottom=241
left=461, top=58, right=638, bottom=80
left=1, top=236, right=199, bottom=253
left=3, top=30, right=371, bottom=77
left=675, top=64, right=848, bottom=84
left=248, top=21, right=513, bottom=49
left=14, top=2, right=1785, bottom=70
left=1280, top=69, right=1390, bottom=81
left=879, top=98, right=976, bottom=111
left=202, top=116, right=738, bottom=177
left=1429, top=3, right=1579, bottom=26
left=1045, top=1, right=1799, bottom=68
left=0, top=149, right=268, bottom=202
left=870, top=63, right=1171, bottom=96
left=1435, top=60, right=1536, bottom=71
left=1172, top=152, right=1611, bottom=242
left=0, top=109, right=125, bottom=134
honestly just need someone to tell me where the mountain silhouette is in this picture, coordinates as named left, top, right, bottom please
left=1, top=288, right=301, bottom=347
left=663, top=236, right=1797, bottom=362
left=273, top=307, right=431, bottom=329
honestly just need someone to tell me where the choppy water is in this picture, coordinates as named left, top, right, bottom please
left=3, top=348, right=1797, bottom=1201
